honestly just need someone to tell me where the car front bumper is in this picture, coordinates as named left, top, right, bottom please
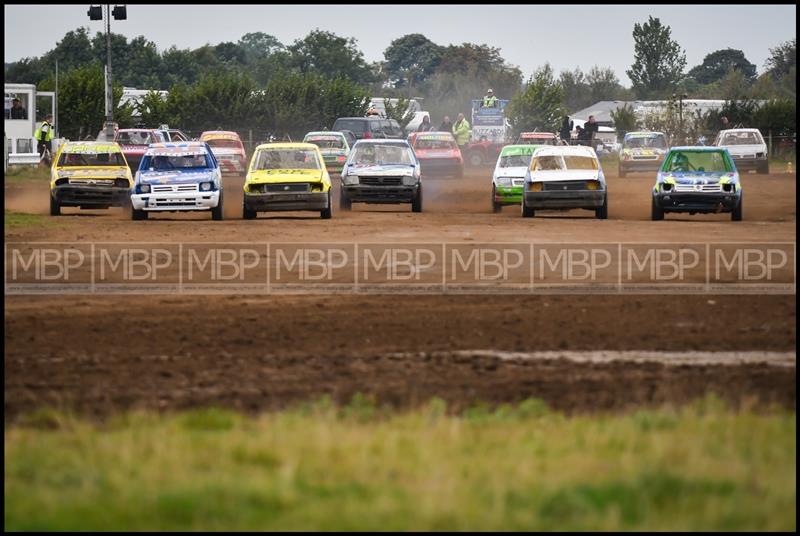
left=53, top=185, right=131, bottom=207
left=729, top=156, right=767, bottom=170
left=654, top=192, right=740, bottom=213
left=244, top=191, right=329, bottom=211
left=494, top=185, right=523, bottom=204
left=619, top=158, right=663, bottom=172
left=342, top=184, right=419, bottom=203
left=419, top=159, right=463, bottom=176
left=523, top=189, right=606, bottom=208
left=131, top=190, right=221, bottom=211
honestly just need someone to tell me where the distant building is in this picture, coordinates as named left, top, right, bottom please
left=570, top=100, right=729, bottom=127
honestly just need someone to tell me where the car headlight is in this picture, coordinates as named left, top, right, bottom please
left=402, top=174, right=417, bottom=186
left=139, top=183, right=151, bottom=194
left=527, top=182, right=542, bottom=192
left=114, top=179, right=129, bottom=188
left=495, top=177, right=512, bottom=187
left=200, top=182, right=213, bottom=191
left=661, top=183, right=673, bottom=192
left=343, top=174, right=359, bottom=185
left=756, top=152, right=764, bottom=158
left=586, top=180, right=601, bottom=190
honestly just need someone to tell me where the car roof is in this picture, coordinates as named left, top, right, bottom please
left=719, top=128, right=761, bottom=134
left=625, top=131, right=666, bottom=137
left=253, top=142, right=320, bottom=151
left=145, top=141, right=209, bottom=153
left=500, top=144, right=538, bottom=155
left=352, top=139, right=412, bottom=146
left=669, top=146, right=729, bottom=152
left=61, top=141, right=122, bottom=153
left=531, top=145, right=598, bottom=158
left=200, top=130, right=240, bottom=138
left=520, top=132, right=556, bottom=138
left=118, top=128, right=158, bottom=133
left=305, top=131, right=345, bottom=137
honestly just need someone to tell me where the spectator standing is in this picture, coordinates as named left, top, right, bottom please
left=439, top=116, right=453, bottom=132
left=417, top=115, right=434, bottom=132
left=10, top=98, right=27, bottom=120
left=452, top=113, right=471, bottom=154
left=559, top=115, right=573, bottom=143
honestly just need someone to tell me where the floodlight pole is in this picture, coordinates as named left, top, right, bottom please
left=105, top=4, right=114, bottom=138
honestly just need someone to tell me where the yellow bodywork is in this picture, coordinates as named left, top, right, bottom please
left=50, top=141, right=132, bottom=191
left=244, top=143, right=331, bottom=194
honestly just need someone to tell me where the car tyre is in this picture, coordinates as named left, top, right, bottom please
left=651, top=196, right=664, bottom=221
left=49, top=195, right=61, bottom=216
left=131, top=206, right=148, bottom=221
left=211, top=193, right=224, bottom=221
left=411, top=184, right=423, bottom=213
left=521, top=198, right=535, bottom=218
left=731, top=194, right=743, bottom=221
left=595, top=194, right=608, bottom=219
left=242, top=200, right=257, bottom=220
left=340, top=190, right=352, bottom=210
left=491, top=185, right=502, bottom=213
left=320, top=190, right=332, bottom=219
left=468, top=152, right=483, bottom=167
left=757, top=161, right=769, bottom=175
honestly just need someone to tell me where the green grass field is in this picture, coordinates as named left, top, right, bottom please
left=4, top=397, right=796, bottom=531
left=4, top=209, right=54, bottom=228
left=4, top=165, right=50, bottom=182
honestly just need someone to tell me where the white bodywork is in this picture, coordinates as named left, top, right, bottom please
left=528, top=145, right=604, bottom=184
left=714, top=128, right=767, bottom=159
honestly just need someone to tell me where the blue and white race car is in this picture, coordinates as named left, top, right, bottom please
left=130, top=142, right=224, bottom=220
left=651, top=146, right=742, bottom=221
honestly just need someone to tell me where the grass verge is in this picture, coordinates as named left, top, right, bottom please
left=4, top=209, right=53, bottom=228
left=4, top=396, right=796, bottom=531
left=4, top=165, right=50, bottom=182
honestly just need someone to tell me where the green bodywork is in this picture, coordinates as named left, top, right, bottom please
left=493, top=144, right=540, bottom=204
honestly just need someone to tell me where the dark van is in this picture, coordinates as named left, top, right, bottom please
left=332, top=117, right=405, bottom=140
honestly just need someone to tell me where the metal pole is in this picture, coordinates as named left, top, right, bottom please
left=55, top=60, right=59, bottom=138
left=105, top=4, right=114, bottom=137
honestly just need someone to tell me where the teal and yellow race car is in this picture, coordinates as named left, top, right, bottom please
left=490, top=144, right=539, bottom=213
left=303, top=131, right=350, bottom=174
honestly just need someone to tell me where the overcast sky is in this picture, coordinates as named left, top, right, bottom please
left=4, top=4, right=796, bottom=86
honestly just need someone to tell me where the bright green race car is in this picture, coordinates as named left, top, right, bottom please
left=490, top=144, right=539, bottom=213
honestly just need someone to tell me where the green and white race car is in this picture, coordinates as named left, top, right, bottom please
left=491, top=144, right=538, bottom=213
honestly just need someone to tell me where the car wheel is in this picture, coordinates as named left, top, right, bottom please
left=651, top=196, right=664, bottom=221
left=131, top=206, right=148, bottom=221
left=211, top=193, right=224, bottom=221
left=468, top=152, right=483, bottom=167
left=757, top=161, right=769, bottom=175
left=491, top=185, right=502, bottom=213
left=320, top=190, right=332, bottom=219
left=242, top=200, right=257, bottom=220
left=595, top=194, right=608, bottom=219
left=49, top=195, right=61, bottom=216
left=732, top=194, right=743, bottom=221
left=521, top=198, right=535, bottom=218
left=411, top=184, right=423, bottom=213
left=340, top=190, right=352, bottom=210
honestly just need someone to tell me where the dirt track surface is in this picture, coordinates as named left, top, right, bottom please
left=4, top=168, right=797, bottom=421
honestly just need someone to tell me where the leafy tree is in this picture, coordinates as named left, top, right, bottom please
left=688, top=48, right=757, bottom=85
left=214, top=42, right=247, bottom=66
left=38, top=63, right=134, bottom=140
left=609, top=104, right=638, bottom=137
left=711, top=69, right=751, bottom=102
left=765, top=38, right=796, bottom=78
left=288, top=30, right=374, bottom=85
left=586, top=66, right=630, bottom=103
left=627, top=16, right=687, bottom=98
left=559, top=69, right=592, bottom=112
left=506, top=64, right=565, bottom=136
left=383, top=34, right=443, bottom=88
left=383, top=97, right=415, bottom=130
left=237, top=32, right=285, bottom=63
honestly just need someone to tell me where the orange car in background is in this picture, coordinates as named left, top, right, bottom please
left=199, top=130, right=248, bottom=175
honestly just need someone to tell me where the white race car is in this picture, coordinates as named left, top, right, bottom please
left=521, top=145, right=608, bottom=219
left=714, top=128, right=769, bottom=174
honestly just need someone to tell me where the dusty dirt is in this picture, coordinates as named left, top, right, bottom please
left=4, top=167, right=797, bottom=421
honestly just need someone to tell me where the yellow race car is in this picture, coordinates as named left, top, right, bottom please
left=50, top=141, right=133, bottom=215
left=243, top=142, right=332, bottom=219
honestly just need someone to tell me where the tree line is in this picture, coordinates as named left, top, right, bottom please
left=5, top=18, right=796, bottom=142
